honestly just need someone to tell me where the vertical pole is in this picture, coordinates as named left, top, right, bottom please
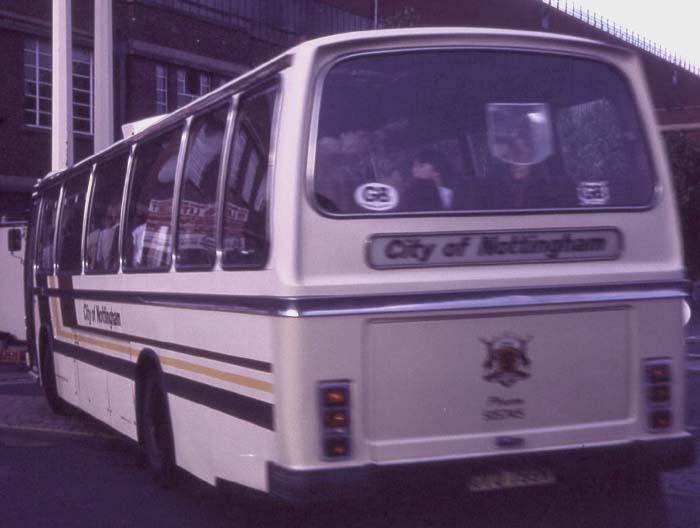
left=373, top=0, right=378, bottom=29
left=95, top=0, right=114, bottom=151
left=52, top=0, right=73, bottom=170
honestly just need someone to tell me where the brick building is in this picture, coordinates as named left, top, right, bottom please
left=1, top=0, right=699, bottom=220
left=0, top=0, right=371, bottom=218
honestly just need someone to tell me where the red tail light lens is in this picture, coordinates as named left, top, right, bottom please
left=646, top=364, right=670, bottom=383
left=322, top=387, right=348, bottom=407
left=324, top=409, right=349, bottom=429
left=319, top=381, right=352, bottom=459
left=644, top=359, right=672, bottom=433
left=649, top=385, right=670, bottom=403
left=649, top=410, right=672, bottom=430
left=324, top=437, right=350, bottom=458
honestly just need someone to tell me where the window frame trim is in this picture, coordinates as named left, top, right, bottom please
left=83, top=149, right=131, bottom=276
left=121, top=124, right=188, bottom=274
left=305, top=46, right=662, bottom=219
left=174, top=98, right=234, bottom=272
left=220, top=79, right=281, bottom=271
left=49, top=185, right=64, bottom=276
left=55, top=167, right=92, bottom=276
left=81, top=163, right=97, bottom=274
left=34, top=186, right=62, bottom=276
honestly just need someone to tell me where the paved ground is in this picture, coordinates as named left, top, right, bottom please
left=1, top=356, right=699, bottom=527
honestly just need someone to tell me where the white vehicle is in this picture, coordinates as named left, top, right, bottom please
left=1, top=219, right=27, bottom=347
left=27, top=28, right=694, bottom=500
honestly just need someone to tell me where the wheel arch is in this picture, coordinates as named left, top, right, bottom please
left=135, top=348, right=166, bottom=444
left=37, top=323, right=53, bottom=386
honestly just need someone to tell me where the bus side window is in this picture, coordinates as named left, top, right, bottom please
left=222, top=83, right=278, bottom=269
left=56, top=170, right=90, bottom=274
left=124, top=127, right=183, bottom=271
left=85, top=152, right=129, bottom=273
left=36, top=188, right=60, bottom=274
left=176, top=104, right=228, bottom=270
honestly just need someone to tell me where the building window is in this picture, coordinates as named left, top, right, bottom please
left=23, top=39, right=51, bottom=128
left=176, top=68, right=211, bottom=108
left=73, top=48, right=93, bottom=134
left=156, top=64, right=168, bottom=114
left=23, top=38, right=94, bottom=135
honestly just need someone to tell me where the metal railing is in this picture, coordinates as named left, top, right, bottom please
left=137, top=0, right=373, bottom=46
left=543, top=0, right=700, bottom=76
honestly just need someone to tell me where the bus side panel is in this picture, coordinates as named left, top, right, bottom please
left=53, top=353, right=79, bottom=406
left=107, top=373, right=137, bottom=438
left=168, top=395, right=275, bottom=490
left=64, top=287, right=277, bottom=490
left=49, top=305, right=138, bottom=437
left=155, top=307, right=275, bottom=490
left=76, top=362, right=111, bottom=425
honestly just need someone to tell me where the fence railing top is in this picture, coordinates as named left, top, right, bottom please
left=542, top=0, right=700, bottom=76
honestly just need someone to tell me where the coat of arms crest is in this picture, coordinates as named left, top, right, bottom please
left=480, top=333, right=532, bottom=387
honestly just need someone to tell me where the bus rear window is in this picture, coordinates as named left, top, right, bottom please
left=313, top=50, right=655, bottom=215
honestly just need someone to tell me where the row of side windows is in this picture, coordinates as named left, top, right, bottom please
left=35, top=81, right=279, bottom=275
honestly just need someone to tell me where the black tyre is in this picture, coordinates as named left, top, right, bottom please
left=140, top=371, right=177, bottom=487
left=40, top=335, right=65, bottom=415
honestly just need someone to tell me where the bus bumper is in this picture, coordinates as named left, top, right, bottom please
left=267, top=434, right=696, bottom=503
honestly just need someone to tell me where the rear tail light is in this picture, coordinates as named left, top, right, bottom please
left=645, top=359, right=672, bottom=432
left=324, top=409, right=350, bottom=428
left=649, top=410, right=672, bottom=430
left=646, top=363, right=670, bottom=383
left=648, top=385, right=670, bottom=404
left=319, top=381, right=351, bottom=459
left=324, top=437, right=350, bottom=457
left=321, top=386, right=349, bottom=407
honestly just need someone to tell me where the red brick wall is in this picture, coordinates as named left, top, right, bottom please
left=0, top=28, right=91, bottom=180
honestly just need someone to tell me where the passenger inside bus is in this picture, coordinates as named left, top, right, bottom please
left=480, top=132, right=562, bottom=210
left=314, top=50, right=656, bottom=215
left=402, top=148, right=463, bottom=211
left=86, top=202, right=119, bottom=270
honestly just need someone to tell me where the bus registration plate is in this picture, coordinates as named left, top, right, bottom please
left=468, top=468, right=556, bottom=492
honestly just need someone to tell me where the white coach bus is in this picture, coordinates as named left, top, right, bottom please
left=27, top=28, right=695, bottom=500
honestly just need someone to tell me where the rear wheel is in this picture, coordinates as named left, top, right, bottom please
left=139, top=371, right=177, bottom=487
left=40, top=335, right=65, bottom=415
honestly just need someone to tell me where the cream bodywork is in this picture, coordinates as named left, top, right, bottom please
left=35, top=28, right=687, bottom=491
left=271, top=29, right=686, bottom=472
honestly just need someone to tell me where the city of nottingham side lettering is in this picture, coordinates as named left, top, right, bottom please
left=82, top=303, right=122, bottom=329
